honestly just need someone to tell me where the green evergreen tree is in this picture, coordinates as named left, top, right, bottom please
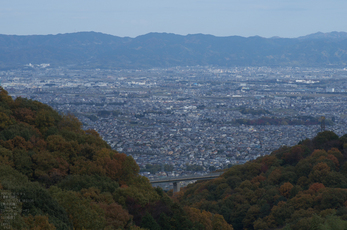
left=141, top=212, right=161, bottom=230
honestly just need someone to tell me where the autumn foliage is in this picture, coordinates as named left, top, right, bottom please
left=0, top=88, right=228, bottom=230
left=178, top=131, right=347, bottom=229
left=6, top=86, right=347, bottom=229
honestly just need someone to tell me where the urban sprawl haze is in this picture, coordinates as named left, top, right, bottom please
left=2, top=65, right=347, bottom=188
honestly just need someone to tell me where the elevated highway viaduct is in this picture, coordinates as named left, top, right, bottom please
left=149, top=172, right=223, bottom=193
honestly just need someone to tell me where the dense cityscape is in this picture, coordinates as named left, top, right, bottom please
left=2, top=65, right=347, bottom=182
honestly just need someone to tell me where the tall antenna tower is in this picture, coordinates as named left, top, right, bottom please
left=321, top=116, right=325, bottom=132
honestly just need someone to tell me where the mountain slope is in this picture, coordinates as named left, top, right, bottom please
left=0, top=87, right=232, bottom=230
left=1, top=31, right=347, bottom=69
left=177, top=131, right=347, bottom=230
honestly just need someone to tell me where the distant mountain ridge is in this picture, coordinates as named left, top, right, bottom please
left=1, top=31, right=347, bottom=69
left=298, top=31, right=347, bottom=40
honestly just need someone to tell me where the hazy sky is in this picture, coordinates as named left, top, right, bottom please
left=1, top=0, right=346, bottom=38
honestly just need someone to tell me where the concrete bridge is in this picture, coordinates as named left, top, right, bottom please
left=149, top=172, right=223, bottom=193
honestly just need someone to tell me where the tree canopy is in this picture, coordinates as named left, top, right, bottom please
left=178, top=131, right=347, bottom=230
left=0, top=87, right=231, bottom=230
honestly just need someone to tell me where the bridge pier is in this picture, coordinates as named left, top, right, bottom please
left=173, top=182, right=180, bottom=193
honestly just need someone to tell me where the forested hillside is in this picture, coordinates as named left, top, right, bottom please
left=0, top=87, right=231, bottom=230
left=178, top=130, right=347, bottom=229
left=4, top=82, right=347, bottom=230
